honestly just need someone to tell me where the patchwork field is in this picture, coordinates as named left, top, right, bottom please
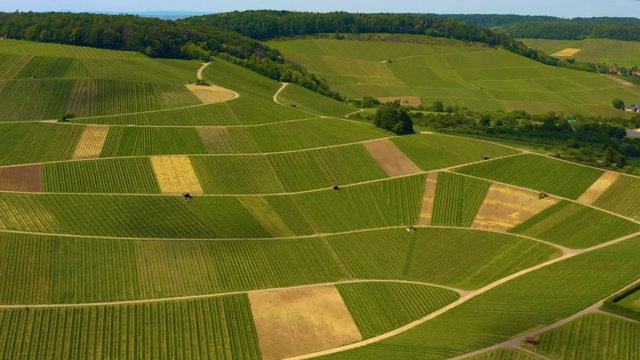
left=1, top=39, right=639, bottom=360
left=269, top=38, right=640, bottom=117
left=455, top=154, right=605, bottom=199
left=522, top=38, right=640, bottom=69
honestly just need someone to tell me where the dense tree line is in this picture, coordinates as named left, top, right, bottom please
left=430, top=14, right=640, bottom=29
left=407, top=106, right=640, bottom=168
left=183, top=11, right=511, bottom=45
left=188, top=11, right=606, bottom=74
left=0, top=11, right=341, bottom=99
left=432, top=14, right=640, bottom=42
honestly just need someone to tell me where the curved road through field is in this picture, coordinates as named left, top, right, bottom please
left=287, top=230, right=640, bottom=359
left=452, top=278, right=640, bottom=359
left=273, top=82, right=289, bottom=104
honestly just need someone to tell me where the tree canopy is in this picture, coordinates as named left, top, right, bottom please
left=373, top=103, right=414, bottom=135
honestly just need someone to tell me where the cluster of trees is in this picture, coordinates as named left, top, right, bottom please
left=372, top=102, right=414, bottom=135
left=184, top=11, right=510, bottom=45
left=0, top=11, right=341, bottom=99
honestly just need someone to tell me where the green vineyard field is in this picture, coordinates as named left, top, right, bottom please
left=42, top=158, right=160, bottom=194
left=510, top=201, right=640, bottom=248
left=0, top=233, right=344, bottom=304
left=455, top=154, right=604, bottom=199
left=533, top=314, right=639, bottom=360
left=431, top=172, right=490, bottom=227
left=0, top=295, right=261, bottom=360
left=327, top=228, right=561, bottom=290
left=337, top=282, right=459, bottom=338
left=325, top=235, right=640, bottom=359
left=392, top=134, right=519, bottom=172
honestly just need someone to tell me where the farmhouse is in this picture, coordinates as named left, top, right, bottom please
left=624, top=105, right=640, bottom=112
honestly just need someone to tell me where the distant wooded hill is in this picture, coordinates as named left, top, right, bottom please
left=430, top=14, right=640, bottom=41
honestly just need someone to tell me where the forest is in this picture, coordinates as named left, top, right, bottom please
left=432, top=14, right=640, bottom=41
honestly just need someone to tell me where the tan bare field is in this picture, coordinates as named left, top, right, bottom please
left=418, top=172, right=439, bottom=226
left=72, top=126, right=109, bottom=159
left=364, top=139, right=421, bottom=177
left=577, top=172, right=620, bottom=205
left=185, top=84, right=238, bottom=104
left=472, top=183, right=559, bottom=232
left=0, top=165, right=43, bottom=192
left=150, top=156, right=203, bottom=195
left=249, top=286, right=362, bottom=360
left=239, top=197, right=295, bottom=238
left=377, top=96, right=422, bottom=107
left=551, top=48, right=582, bottom=57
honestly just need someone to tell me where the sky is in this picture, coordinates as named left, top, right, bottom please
left=2, top=0, right=640, bottom=18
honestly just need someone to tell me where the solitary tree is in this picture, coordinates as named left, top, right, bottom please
left=612, top=98, right=625, bottom=110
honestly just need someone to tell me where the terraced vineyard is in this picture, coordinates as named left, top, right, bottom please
left=431, top=172, right=490, bottom=227
left=0, top=295, right=262, bottom=360
left=532, top=314, right=640, bottom=360
left=455, top=153, right=605, bottom=199
left=337, top=282, right=459, bottom=338
left=269, top=38, right=640, bottom=117
left=0, top=39, right=639, bottom=360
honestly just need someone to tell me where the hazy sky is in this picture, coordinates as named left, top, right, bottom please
left=2, top=0, right=640, bottom=18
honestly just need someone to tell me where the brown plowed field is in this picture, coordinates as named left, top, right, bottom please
left=0, top=165, right=43, bottom=192
left=249, top=286, right=361, bottom=360
left=364, top=139, right=421, bottom=177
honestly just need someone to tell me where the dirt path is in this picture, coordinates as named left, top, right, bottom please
left=0, top=279, right=467, bottom=309
left=346, top=109, right=364, bottom=117
left=273, top=82, right=289, bottom=104
left=197, top=62, right=210, bottom=80
left=453, top=279, right=640, bottom=359
left=287, top=230, right=640, bottom=359
left=604, top=74, right=635, bottom=87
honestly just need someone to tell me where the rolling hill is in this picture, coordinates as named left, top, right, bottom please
left=268, top=38, right=640, bottom=117
left=0, top=39, right=638, bottom=360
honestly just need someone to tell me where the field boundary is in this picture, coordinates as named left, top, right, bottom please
left=0, top=279, right=466, bottom=309
left=452, top=278, right=640, bottom=359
